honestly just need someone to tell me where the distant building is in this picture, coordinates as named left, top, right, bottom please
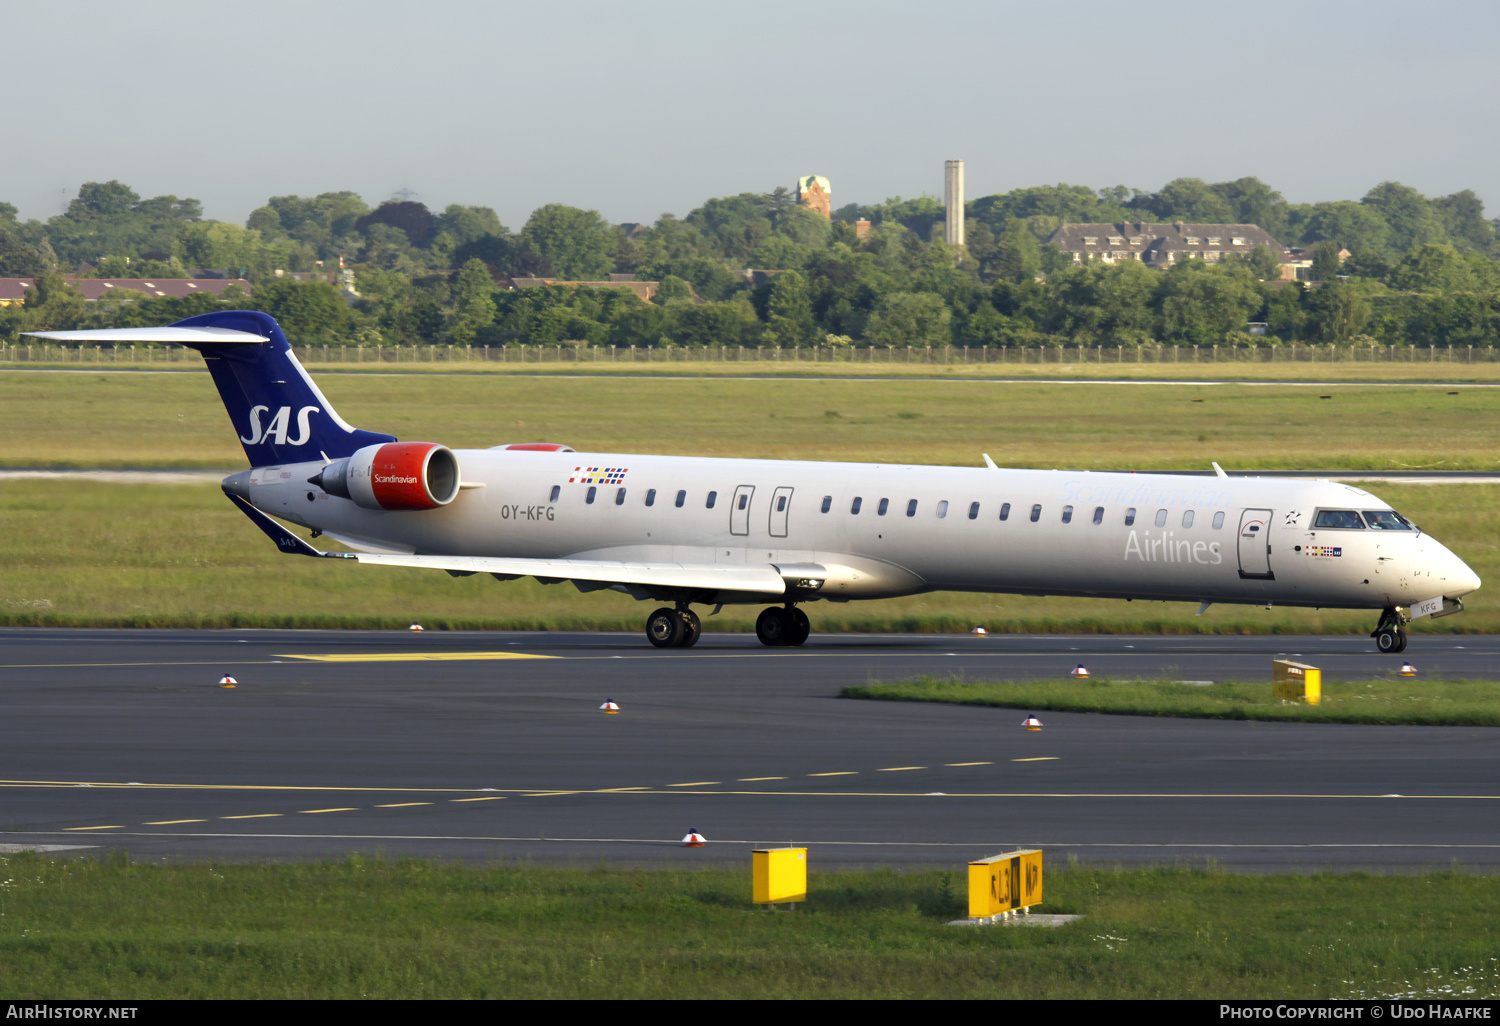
left=945, top=160, right=965, bottom=248
left=1046, top=222, right=1283, bottom=269
left=1279, top=246, right=1351, bottom=281
left=854, top=218, right=872, bottom=241
left=798, top=175, right=831, bottom=219
left=0, top=277, right=252, bottom=307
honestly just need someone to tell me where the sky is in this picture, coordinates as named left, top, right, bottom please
left=8, top=0, right=1500, bottom=229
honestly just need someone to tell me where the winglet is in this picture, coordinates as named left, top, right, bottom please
left=224, top=493, right=352, bottom=559
left=982, top=453, right=998, bottom=470
left=1212, top=462, right=1229, bottom=479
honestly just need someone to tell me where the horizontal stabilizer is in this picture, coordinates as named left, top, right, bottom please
left=23, top=327, right=267, bottom=345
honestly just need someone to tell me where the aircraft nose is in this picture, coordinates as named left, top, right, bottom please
left=1451, top=558, right=1482, bottom=598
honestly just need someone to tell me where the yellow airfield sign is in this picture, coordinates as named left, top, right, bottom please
left=968, top=849, right=1043, bottom=920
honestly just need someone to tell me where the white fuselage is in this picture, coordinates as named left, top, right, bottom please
left=241, top=449, right=1481, bottom=612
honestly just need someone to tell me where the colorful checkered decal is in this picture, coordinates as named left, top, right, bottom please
left=569, top=466, right=628, bottom=484
left=1306, top=546, right=1342, bottom=557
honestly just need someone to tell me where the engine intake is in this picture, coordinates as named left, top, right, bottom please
left=311, top=442, right=460, bottom=511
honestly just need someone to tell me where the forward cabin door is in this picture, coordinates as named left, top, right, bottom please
left=1237, top=508, right=1275, bottom=579
left=730, top=485, right=755, bottom=536
left=768, top=486, right=794, bottom=538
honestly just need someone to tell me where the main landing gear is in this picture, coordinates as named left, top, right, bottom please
left=646, top=606, right=701, bottom=649
left=1371, top=606, right=1409, bottom=653
left=755, top=605, right=810, bottom=647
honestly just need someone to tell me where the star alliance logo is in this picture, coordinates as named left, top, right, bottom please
left=1284, top=510, right=1302, bottom=526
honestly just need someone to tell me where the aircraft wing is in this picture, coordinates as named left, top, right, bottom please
left=224, top=494, right=790, bottom=596
left=347, top=551, right=789, bottom=594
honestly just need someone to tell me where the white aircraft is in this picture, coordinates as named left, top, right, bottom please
left=29, top=311, right=1481, bottom=653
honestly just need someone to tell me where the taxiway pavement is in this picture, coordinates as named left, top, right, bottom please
left=2, top=628, right=1497, bottom=872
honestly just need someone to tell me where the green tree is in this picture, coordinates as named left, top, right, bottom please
left=1301, top=201, right=1392, bottom=255
left=248, top=280, right=349, bottom=341
left=767, top=270, right=816, bottom=345
left=177, top=221, right=262, bottom=270
left=518, top=205, right=614, bottom=280
left=1305, top=280, right=1371, bottom=343
left=1361, top=182, right=1449, bottom=254
left=1388, top=244, right=1476, bottom=292
left=1154, top=264, right=1263, bottom=344
left=865, top=291, right=952, bottom=347
left=1309, top=241, right=1343, bottom=283
left=990, top=218, right=1042, bottom=283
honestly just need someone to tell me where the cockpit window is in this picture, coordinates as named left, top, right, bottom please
left=1363, top=510, right=1413, bottom=531
left=1314, top=509, right=1365, bottom=529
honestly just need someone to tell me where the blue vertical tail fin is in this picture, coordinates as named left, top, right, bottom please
left=168, top=310, right=396, bottom=466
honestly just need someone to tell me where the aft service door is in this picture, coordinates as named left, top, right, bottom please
left=730, top=485, right=755, bottom=536
left=1237, top=508, right=1275, bottom=580
left=768, top=486, right=793, bottom=538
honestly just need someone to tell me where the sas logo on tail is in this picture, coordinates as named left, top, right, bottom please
left=241, top=405, right=319, bottom=446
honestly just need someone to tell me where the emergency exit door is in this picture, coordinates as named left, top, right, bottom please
left=1237, top=508, right=1275, bottom=580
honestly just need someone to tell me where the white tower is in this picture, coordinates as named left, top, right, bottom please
left=944, top=159, right=965, bottom=248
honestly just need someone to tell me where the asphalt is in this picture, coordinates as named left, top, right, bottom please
left=3, top=627, right=1499, bottom=872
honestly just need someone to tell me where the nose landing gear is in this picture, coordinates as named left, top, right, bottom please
left=645, top=605, right=701, bottom=649
left=1372, top=606, right=1409, bottom=653
left=756, top=605, right=810, bottom=647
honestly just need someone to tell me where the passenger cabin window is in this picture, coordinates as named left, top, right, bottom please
left=1363, top=510, right=1413, bottom=530
left=549, top=485, right=560, bottom=503
left=878, top=498, right=889, bottom=516
left=937, top=500, right=948, bottom=519
left=1029, top=504, right=1042, bottom=523
left=1093, top=506, right=1104, bottom=525
left=1182, top=510, right=1194, bottom=528
left=1061, top=505, right=1073, bottom=524
left=645, top=488, right=656, bottom=507
left=1154, top=509, right=1168, bottom=527
left=1125, top=507, right=1136, bottom=526
left=851, top=497, right=862, bottom=515
left=777, top=495, right=787, bottom=512
left=615, top=488, right=626, bottom=505
left=586, top=487, right=597, bottom=504
left=738, top=493, right=748, bottom=511
left=821, top=496, right=832, bottom=513
left=1314, top=509, right=1365, bottom=529
left=1212, top=511, right=1225, bottom=529
left=675, top=490, right=686, bottom=508
left=906, top=499, right=918, bottom=517
left=999, top=502, right=1011, bottom=521
left=706, top=491, right=717, bottom=509
left=968, top=501, right=980, bottom=520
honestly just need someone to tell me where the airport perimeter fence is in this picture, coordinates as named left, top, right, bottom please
left=3, top=341, right=1500, bottom=366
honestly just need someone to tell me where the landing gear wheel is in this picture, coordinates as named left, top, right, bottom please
left=678, top=608, right=701, bottom=648
left=646, top=607, right=685, bottom=648
left=1393, top=629, right=1408, bottom=653
left=756, top=606, right=792, bottom=647
left=1375, top=628, right=1402, bottom=653
left=786, top=607, right=810, bottom=647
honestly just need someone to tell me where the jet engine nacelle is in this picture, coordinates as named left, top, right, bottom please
left=313, top=442, right=461, bottom=511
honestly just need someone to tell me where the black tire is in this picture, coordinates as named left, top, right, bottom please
left=1393, top=629, right=1408, bottom=653
left=756, top=606, right=790, bottom=647
left=786, top=607, right=810, bottom=647
left=1376, top=629, right=1399, bottom=653
left=646, top=607, right=684, bottom=648
left=679, top=609, right=701, bottom=648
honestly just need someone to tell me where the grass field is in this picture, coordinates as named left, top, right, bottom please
left=843, top=675, right=1500, bottom=726
left=2, top=369, right=1499, bottom=471
left=1, top=479, right=1495, bottom=633
left=0, top=853, right=1495, bottom=999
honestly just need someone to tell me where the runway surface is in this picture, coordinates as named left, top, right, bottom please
left=3, top=628, right=1499, bottom=872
